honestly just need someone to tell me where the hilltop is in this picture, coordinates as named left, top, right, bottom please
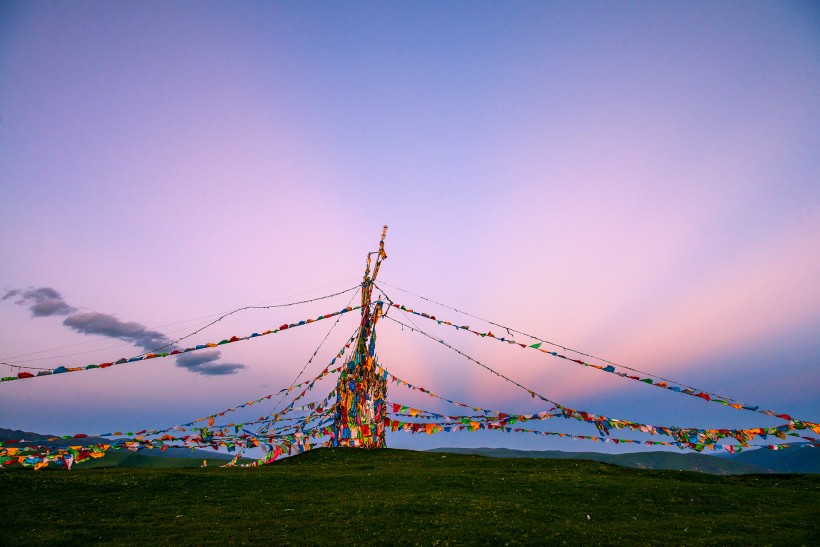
left=0, top=427, right=236, bottom=467
left=1, top=448, right=817, bottom=545
left=5, top=426, right=817, bottom=473
left=428, top=444, right=820, bottom=474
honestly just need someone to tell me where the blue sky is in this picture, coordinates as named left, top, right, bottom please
left=1, top=1, right=818, bottom=452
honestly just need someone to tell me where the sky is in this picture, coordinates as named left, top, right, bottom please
left=1, top=1, right=818, bottom=453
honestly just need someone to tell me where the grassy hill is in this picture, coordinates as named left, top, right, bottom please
left=2, top=448, right=817, bottom=545
left=0, top=427, right=237, bottom=465
left=428, top=447, right=773, bottom=474
left=70, top=450, right=237, bottom=469
left=8, top=427, right=814, bottom=473
left=726, top=444, right=820, bottom=474
left=0, top=427, right=112, bottom=446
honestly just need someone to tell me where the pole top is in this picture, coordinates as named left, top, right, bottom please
left=379, top=225, right=388, bottom=259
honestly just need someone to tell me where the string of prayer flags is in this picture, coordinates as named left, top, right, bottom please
left=2, top=305, right=359, bottom=383
left=388, top=302, right=809, bottom=425
left=4, top=337, right=357, bottom=471
left=380, top=416, right=814, bottom=454
left=7, top=293, right=818, bottom=471
left=379, top=362, right=820, bottom=449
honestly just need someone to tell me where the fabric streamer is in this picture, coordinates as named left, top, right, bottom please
left=4, top=244, right=818, bottom=470
left=385, top=302, right=808, bottom=425
left=377, top=363, right=819, bottom=451
left=1, top=306, right=359, bottom=382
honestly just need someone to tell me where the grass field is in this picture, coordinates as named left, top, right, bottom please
left=2, top=448, right=818, bottom=545
left=62, top=450, right=241, bottom=469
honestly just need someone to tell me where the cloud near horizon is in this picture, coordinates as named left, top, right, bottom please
left=2, top=287, right=76, bottom=317
left=174, top=350, right=246, bottom=376
left=3, top=286, right=246, bottom=376
left=63, top=311, right=174, bottom=352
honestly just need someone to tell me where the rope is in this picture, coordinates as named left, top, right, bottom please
left=135, top=284, right=361, bottom=357
left=0, top=280, right=360, bottom=363
left=2, top=285, right=361, bottom=373
left=376, top=281, right=735, bottom=400
left=231, top=298, right=360, bottom=464
left=383, top=314, right=558, bottom=407
left=262, top=290, right=358, bottom=432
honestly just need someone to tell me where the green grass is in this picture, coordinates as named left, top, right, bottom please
left=2, top=448, right=818, bottom=545
left=67, top=450, right=242, bottom=469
